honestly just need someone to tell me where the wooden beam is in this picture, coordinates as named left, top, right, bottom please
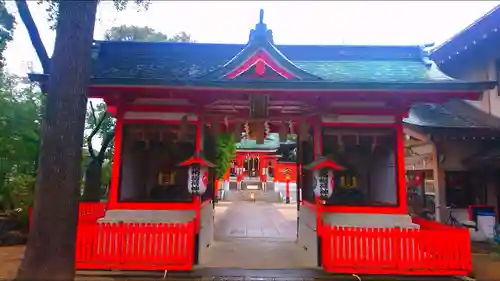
left=403, top=125, right=430, bottom=142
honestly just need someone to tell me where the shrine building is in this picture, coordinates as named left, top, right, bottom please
left=29, top=9, right=496, bottom=277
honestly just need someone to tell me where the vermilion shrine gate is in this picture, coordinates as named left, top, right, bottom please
left=224, top=133, right=297, bottom=202
left=30, top=10, right=496, bottom=276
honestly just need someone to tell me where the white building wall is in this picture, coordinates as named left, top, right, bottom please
left=369, top=150, right=397, bottom=204
left=455, top=60, right=500, bottom=118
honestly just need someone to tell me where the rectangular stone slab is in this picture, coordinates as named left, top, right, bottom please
left=98, top=209, right=196, bottom=224
left=322, top=213, right=420, bottom=229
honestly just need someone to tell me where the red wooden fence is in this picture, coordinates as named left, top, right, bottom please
left=78, top=202, right=107, bottom=217
left=76, top=221, right=195, bottom=270
left=321, top=218, right=471, bottom=275
left=28, top=202, right=107, bottom=230
left=29, top=202, right=197, bottom=271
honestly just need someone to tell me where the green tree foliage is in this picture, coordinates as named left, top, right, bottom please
left=0, top=1, right=36, bottom=223
left=215, top=133, right=236, bottom=179
left=0, top=1, right=15, bottom=68
left=0, top=74, right=41, bottom=218
left=105, top=25, right=193, bottom=42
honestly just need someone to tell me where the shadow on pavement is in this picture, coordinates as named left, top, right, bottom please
left=77, top=268, right=464, bottom=281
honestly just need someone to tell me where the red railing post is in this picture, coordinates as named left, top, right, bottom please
left=285, top=180, right=290, bottom=204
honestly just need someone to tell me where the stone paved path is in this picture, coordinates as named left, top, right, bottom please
left=214, top=201, right=297, bottom=241
left=203, top=201, right=302, bottom=268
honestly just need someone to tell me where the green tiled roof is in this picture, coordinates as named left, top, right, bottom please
left=28, top=41, right=495, bottom=92
left=295, top=60, right=452, bottom=82
left=83, top=42, right=456, bottom=84
left=236, top=133, right=294, bottom=150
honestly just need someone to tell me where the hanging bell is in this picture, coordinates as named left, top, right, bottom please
left=234, top=121, right=243, bottom=142
left=371, top=136, right=378, bottom=153
left=288, top=121, right=294, bottom=135
left=298, top=120, right=309, bottom=140
left=255, top=121, right=265, bottom=144
left=178, top=115, right=189, bottom=142
left=337, top=135, right=345, bottom=153
left=279, top=121, right=288, bottom=142
left=211, top=120, right=220, bottom=137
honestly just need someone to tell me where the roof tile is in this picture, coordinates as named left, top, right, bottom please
left=404, top=99, right=500, bottom=128
left=91, top=41, right=451, bottom=83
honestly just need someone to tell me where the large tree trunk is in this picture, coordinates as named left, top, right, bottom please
left=15, top=1, right=99, bottom=281
left=82, top=160, right=102, bottom=201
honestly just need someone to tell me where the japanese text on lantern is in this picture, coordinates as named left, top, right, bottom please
left=319, top=169, right=329, bottom=198
left=190, top=166, right=201, bottom=193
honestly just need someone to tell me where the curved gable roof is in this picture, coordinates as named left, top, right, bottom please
left=430, top=5, right=500, bottom=68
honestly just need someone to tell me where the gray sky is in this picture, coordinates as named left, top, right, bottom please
left=4, top=1, right=500, bottom=75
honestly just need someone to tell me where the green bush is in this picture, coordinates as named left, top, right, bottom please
left=8, top=174, right=35, bottom=209
left=6, top=173, right=35, bottom=228
left=215, top=133, right=236, bottom=179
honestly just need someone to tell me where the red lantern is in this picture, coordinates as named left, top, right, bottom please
left=413, top=174, right=422, bottom=186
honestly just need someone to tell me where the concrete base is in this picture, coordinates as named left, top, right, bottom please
left=297, top=207, right=319, bottom=268
left=322, top=213, right=419, bottom=229
left=98, top=209, right=196, bottom=223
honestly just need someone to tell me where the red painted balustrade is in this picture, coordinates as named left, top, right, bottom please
left=321, top=217, right=471, bottom=276
left=29, top=202, right=197, bottom=271
left=76, top=220, right=195, bottom=270
left=28, top=202, right=108, bottom=229
left=78, top=202, right=108, bottom=217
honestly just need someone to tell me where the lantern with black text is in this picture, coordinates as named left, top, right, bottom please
left=304, top=157, right=345, bottom=200
left=178, top=155, right=215, bottom=195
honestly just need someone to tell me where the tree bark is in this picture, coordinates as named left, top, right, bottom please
left=82, top=129, right=114, bottom=201
left=15, top=1, right=99, bottom=280
left=82, top=160, right=102, bottom=201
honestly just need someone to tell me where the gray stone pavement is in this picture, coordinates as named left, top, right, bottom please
left=203, top=201, right=303, bottom=268
left=77, top=269, right=462, bottom=281
left=214, top=201, right=297, bottom=241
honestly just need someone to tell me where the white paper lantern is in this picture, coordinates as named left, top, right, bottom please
left=313, top=169, right=335, bottom=199
left=188, top=165, right=209, bottom=194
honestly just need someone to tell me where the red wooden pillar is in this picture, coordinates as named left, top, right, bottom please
left=313, top=118, right=323, bottom=236
left=215, top=178, right=220, bottom=199
left=258, top=154, right=263, bottom=178
left=195, top=119, right=202, bottom=153
left=108, top=110, right=124, bottom=209
left=260, top=155, right=267, bottom=191
left=236, top=156, right=243, bottom=190
left=285, top=179, right=290, bottom=204
left=396, top=118, right=407, bottom=214
left=273, top=159, right=278, bottom=184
